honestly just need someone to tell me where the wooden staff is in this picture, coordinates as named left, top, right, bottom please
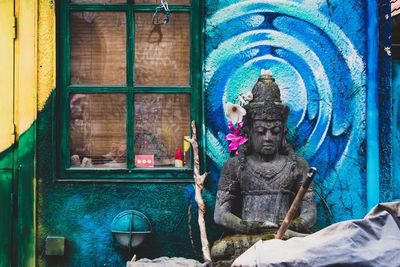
left=275, top=167, right=317, bottom=239
left=185, top=121, right=211, bottom=262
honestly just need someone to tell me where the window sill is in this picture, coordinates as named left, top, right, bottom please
left=57, top=167, right=194, bottom=182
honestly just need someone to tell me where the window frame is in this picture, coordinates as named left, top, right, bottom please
left=56, top=0, right=204, bottom=182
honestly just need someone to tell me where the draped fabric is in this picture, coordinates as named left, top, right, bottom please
left=233, top=202, right=400, bottom=267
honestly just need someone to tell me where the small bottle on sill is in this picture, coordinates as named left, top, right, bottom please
left=175, top=148, right=183, bottom=167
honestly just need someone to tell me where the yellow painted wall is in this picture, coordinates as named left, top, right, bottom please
left=14, top=0, right=38, bottom=137
left=0, top=0, right=54, bottom=154
left=38, top=0, right=56, bottom=111
left=0, top=0, right=15, bottom=153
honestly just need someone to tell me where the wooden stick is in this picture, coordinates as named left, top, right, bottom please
left=185, top=121, right=211, bottom=263
left=275, top=167, right=317, bottom=239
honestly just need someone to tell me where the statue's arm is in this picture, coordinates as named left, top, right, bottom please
left=214, top=191, right=245, bottom=232
left=214, top=159, right=263, bottom=234
left=213, top=158, right=244, bottom=231
left=292, top=157, right=317, bottom=231
left=214, top=191, right=271, bottom=234
left=297, top=187, right=317, bottom=230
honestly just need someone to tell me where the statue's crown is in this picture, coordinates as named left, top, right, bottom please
left=245, top=70, right=289, bottom=122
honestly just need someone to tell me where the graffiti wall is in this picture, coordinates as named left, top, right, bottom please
left=205, top=0, right=368, bottom=227
left=1, top=1, right=392, bottom=266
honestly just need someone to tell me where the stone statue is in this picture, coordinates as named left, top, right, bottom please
left=212, top=72, right=316, bottom=265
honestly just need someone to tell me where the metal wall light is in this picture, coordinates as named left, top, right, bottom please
left=110, top=210, right=152, bottom=250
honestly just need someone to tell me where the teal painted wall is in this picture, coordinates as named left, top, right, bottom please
left=37, top=94, right=219, bottom=266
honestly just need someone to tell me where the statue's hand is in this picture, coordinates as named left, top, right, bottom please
left=278, top=217, right=307, bottom=233
left=289, top=217, right=307, bottom=232
left=262, top=221, right=279, bottom=229
left=240, top=220, right=278, bottom=234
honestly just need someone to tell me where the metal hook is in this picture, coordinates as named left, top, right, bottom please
left=152, top=0, right=170, bottom=25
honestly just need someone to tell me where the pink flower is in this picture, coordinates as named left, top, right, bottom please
left=225, top=121, right=248, bottom=154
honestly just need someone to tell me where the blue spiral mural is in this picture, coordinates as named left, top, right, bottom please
left=205, top=0, right=367, bottom=226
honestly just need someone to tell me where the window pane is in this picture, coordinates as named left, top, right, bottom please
left=133, top=0, right=190, bottom=4
left=134, top=13, right=190, bottom=86
left=70, top=94, right=126, bottom=168
left=134, top=94, right=190, bottom=167
left=71, top=0, right=126, bottom=4
left=70, top=12, right=126, bottom=85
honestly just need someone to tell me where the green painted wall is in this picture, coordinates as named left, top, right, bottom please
left=0, top=150, right=13, bottom=267
left=0, top=125, right=36, bottom=267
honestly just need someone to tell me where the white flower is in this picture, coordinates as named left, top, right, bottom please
left=243, top=91, right=253, bottom=101
left=261, top=69, right=272, bottom=77
left=224, top=102, right=246, bottom=124
left=238, top=91, right=253, bottom=106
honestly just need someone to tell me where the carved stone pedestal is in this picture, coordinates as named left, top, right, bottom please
left=211, top=232, right=275, bottom=267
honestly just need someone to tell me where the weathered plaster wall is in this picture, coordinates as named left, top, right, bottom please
left=0, top=0, right=37, bottom=265
left=378, top=0, right=394, bottom=202
left=205, top=0, right=368, bottom=227
left=23, top=0, right=393, bottom=266
left=393, top=60, right=400, bottom=200
left=0, top=4, right=16, bottom=264
left=36, top=92, right=218, bottom=265
left=0, top=0, right=392, bottom=266
left=0, top=0, right=15, bottom=153
left=35, top=1, right=215, bottom=266
left=38, top=0, right=56, bottom=111
left=37, top=94, right=218, bottom=266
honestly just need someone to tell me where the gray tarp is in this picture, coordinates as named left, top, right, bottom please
left=233, top=202, right=400, bottom=267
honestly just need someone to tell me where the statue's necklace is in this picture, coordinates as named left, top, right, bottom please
left=247, top=156, right=289, bottom=180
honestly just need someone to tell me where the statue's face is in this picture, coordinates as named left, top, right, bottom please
left=250, top=120, right=283, bottom=158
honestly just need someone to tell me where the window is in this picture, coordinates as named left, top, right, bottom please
left=57, top=0, right=203, bottom=180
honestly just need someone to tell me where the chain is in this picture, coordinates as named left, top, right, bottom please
left=152, top=0, right=170, bottom=25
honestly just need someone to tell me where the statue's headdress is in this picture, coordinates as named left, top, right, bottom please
left=237, top=71, right=291, bottom=168
left=244, top=71, right=289, bottom=122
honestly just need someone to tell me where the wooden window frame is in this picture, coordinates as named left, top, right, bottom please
left=56, top=0, right=204, bottom=182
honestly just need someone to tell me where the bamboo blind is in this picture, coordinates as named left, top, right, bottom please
left=70, top=12, right=127, bottom=85
left=134, top=12, right=190, bottom=86
left=134, top=94, right=190, bottom=166
left=70, top=94, right=127, bottom=167
left=69, top=9, right=191, bottom=168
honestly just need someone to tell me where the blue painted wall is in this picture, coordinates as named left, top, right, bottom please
left=204, top=0, right=369, bottom=227
left=378, top=0, right=394, bottom=203
left=393, top=60, right=400, bottom=200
